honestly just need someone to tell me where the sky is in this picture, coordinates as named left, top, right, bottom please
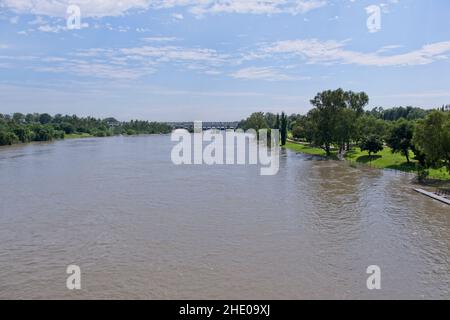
left=0, top=0, right=449, bottom=121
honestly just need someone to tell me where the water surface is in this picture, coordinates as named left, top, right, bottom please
left=0, top=135, right=448, bottom=299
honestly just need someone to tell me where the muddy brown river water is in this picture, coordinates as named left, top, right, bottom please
left=0, top=135, right=448, bottom=299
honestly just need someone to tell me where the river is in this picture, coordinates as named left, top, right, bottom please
left=0, top=135, right=448, bottom=299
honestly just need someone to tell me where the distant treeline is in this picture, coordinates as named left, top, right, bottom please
left=239, top=89, right=450, bottom=179
left=366, top=106, right=443, bottom=121
left=0, top=113, right=172, bottom=146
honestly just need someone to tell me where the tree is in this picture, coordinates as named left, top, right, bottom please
left=275, top=113, right=280, bottom=130
left=280, top=112, right=288, bottom=146
left=12, top=113, right=25, bottom=123
left=292, top=125, right=305, bottom=140
left=264, top=112, right=277, bottom=129
left=25, top=113, right=37, bottom=123
left=0, top=130, right=18, bottom=145
left=59, top=122, right=75, bottom=134
left=308, top=89, right=367, bottom=155
left=345, top=91, right=369, bottom=115
left=0, top=112, right=173, bottom=146
left=386, top=119, right=415, bottom=163
left=288, top=113, right=302, bottom=130
left=341, top=91, right=369, bottom=150
left=13, top=126, right=32, bottom=143
left=32, top=124, right=54, bottom=141
left=335, top=107, right=357, bottom=152
left=357, top=115, right=389, bottom=142
left=241, top=112, right=268, bottom=131
left=39, top=113, right=52, bottom=124
left=360, top=135, right=384, bottom=157
left=308, top=90, right=344, bottom=155
left=414, top=111, right=450, bottom=171
left=380, top=106, right=429, bottom=121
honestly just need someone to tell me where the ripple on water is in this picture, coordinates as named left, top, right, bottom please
left=0, top=136, right=448, bottom=299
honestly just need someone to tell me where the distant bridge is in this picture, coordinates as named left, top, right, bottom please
left=167, top=122, right=240, bottom=131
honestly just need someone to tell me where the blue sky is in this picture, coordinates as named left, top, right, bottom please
left=0, top=0, right=449, bottom=121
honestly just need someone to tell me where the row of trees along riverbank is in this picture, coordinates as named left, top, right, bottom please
left=238, top=89, right=450, bottom=181
left=0, top=113, right=173, bottom=146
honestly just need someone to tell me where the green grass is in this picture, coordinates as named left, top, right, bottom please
left=285, top=140, right=450, bottom=180
left=64, top=133, right=93, bottom=139
left=345, top=147, right=414, bottom=170
left=285, top=141, right=338, bottom=159
left=345, top=147, right=450, bottom=180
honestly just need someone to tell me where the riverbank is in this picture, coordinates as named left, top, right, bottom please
left=1, top=132, right=166, bottom=147
left=64, top=133, right=94, bottom=139
left=285, top=141, right=450, bottom=181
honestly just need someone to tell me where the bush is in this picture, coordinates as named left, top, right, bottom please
left=94, top=130, right=106, bottom=137
left=31, top=124, right=54, bottom=141
left=13, top=127, right=32, bottom=143
left=292, top=126, right=305, bottom=140
left=0, top=130, right=19, bottom=145
left=416, top=165, right=430, bottom=182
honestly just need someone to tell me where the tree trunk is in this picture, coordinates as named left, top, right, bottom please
left=325, top=144, right=331, bottom=156
left=405, top=150, right=410, bottom=163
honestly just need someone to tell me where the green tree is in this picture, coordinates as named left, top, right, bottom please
left=359, top=135, right=384, bottom=157
left=39, top=113, right=52, bottom=124
left=414, top=111, right=450, bottom=171
left=292, top=125, right=305, bottom=140
left=13, top=126, right=32, bottom=143
left=31, top=124, right=54, bottom=141
left=357, top=115, right=389, bottom=142
left=264, top=112, right=277, bottom=129
left=0, top=130, right=18, bottom=145
left=25, top=113, right=37, bottom=123
left=241, top=112, right=268, bottom=131
left=12, top=113, right=25, bottom=123
left=308, top=89, right=348, bottom=155
left=386, top=119, right=415, bottom=163
left=280, top=112, right=288, bottom=146
left=335, top=107, right=357, bottom=152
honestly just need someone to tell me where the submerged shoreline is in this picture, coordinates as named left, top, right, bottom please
left=285, top=140, right=450, bottom=182
left=2, top=133, right=449, bottom=184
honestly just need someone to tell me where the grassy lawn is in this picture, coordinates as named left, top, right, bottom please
left=345, top=147, right=450, bottom=180
left=285, top=140, right=450, bottom=180
left=345, top=147, right=415, bottom=170
left=285, top=141, right=339, bottom=159
left=64, top=133, right=93, bottom=139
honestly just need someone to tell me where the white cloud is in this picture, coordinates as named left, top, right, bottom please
left=261, top=39, right=450, bottom=66
left=9, top=15, right=19, bottom=23
left=171, top=12, right=184, bottom=20
left=33, top=60, right=154, bottom=79
left=0, top=0, right=327, bottom=18
left=185, top=0, right=327, bottom=16
left=0, top=0, right=151, bottom=18
left=37, top=22, right=88, bottom=33
left=0, top=42, right=230, bottom=80
left=119, top=46, right=229, bottom=65
left=37, top=24, right=65, bottom=33
left=141, top=37, right=179, bottom=42
left=230, top=66, right=299, bottom=81
left=28, top=15, right=47, bottom=25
